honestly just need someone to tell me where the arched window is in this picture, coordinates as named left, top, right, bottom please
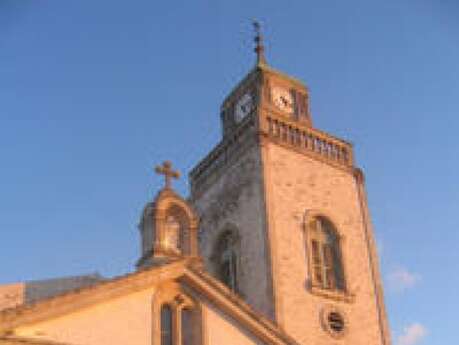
left=160, top=304, right=173, bottom=345
left=162, top=204, right=191, bottom=255
left=215, top=231, right=238, bottom=292
left=309, top=217, right=345, bottom=291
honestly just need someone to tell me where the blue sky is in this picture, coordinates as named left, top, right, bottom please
left=1, top=1, right=458, bottom=344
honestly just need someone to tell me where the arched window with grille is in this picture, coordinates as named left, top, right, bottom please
left=214, top=230, right=239, bottom=292
left=160, top=304, right=173, bottom=345
left=308, top=216, right=346, bottom=291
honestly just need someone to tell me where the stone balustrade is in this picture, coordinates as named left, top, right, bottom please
left=265, top=115, right=353, bottom=168
left=190, top=113, right=354, bottom=194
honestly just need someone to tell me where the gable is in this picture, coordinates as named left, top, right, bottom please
left=2, top=294, right=265, bottom=345
left=0, top=261, right=297, bottom=345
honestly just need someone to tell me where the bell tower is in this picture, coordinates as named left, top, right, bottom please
left=189, top=24, right=391, bottom=345
left=137, top=161, right=200, bottom=269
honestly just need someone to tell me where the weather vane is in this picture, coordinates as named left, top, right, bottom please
left=253, top=20, right=266, bottom=65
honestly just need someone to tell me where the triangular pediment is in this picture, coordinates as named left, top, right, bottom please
left=0, top=260, right=298, bottom=345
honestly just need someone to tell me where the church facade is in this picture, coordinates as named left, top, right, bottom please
left=0, top=29, right=391, bottom=345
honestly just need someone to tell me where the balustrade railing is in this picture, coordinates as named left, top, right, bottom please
left=190, top=114, right=353, bottom=194
left=266, top=116, right=353, bottom=167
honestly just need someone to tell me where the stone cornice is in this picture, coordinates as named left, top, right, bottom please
left=259, top=131, right=354, bottom=174
left=308, top=285, right=355, bottom=303
left=259, top=111, right=354, bottom=172
left=260, top=108, right=352, bottom=146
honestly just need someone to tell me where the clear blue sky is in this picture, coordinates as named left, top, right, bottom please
left=1, top=1, right=458, bottom=344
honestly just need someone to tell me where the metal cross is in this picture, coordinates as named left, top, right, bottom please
left=155, top=161, right=180, bottom=189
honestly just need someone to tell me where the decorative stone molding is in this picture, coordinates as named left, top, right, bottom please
left=310, top=286, right=355, bottom=303
left=152, top=281, right=203, bottom=345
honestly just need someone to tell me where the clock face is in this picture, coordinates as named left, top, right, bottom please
left=272, top=87, right=294, bottom=114
left=235, top=93, right=253, bottom=123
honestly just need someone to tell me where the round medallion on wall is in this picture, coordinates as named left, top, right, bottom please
left=320, top=305, right=347, bottom=339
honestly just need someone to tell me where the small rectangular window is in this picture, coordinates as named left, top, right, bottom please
left=323, top=244, right=335, bottom=289
left=311, top=240, right=320, bottom=264
left=324, top=267, right=335, bottom=289
left=314, top=267, right=323, bottom=286
left=323, top=244, right=334, bottom=268
left=161, top=305, right=173, bottom=345
left=182, top=308, right=194, bottom=345
left=311, top=240, right=323, bottom=285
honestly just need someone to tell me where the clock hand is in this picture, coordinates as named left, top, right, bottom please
left=281, top=96, right=293, bottom=108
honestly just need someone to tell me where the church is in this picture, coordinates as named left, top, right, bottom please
left=0, top=26, right=392, bottom=345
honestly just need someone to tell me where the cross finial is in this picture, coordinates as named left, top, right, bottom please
left=253, top=20, right=266, bottom=65
left=155, top=161, right=180, bottom=190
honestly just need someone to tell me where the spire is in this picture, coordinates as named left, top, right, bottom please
left=253, top=20, right=266, bottom=66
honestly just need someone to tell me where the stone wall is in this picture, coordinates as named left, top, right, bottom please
left=262, top=141, right=385, bottom=345
left=191, top=143, right=275, bottom=321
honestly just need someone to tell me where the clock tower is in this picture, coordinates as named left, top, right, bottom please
left=189, top=24, right=391, bottom=345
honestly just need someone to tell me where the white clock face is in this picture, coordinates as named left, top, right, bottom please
left=235, top=93, right=253, bottom=123
left=272, top=87, right=294, bottom=114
